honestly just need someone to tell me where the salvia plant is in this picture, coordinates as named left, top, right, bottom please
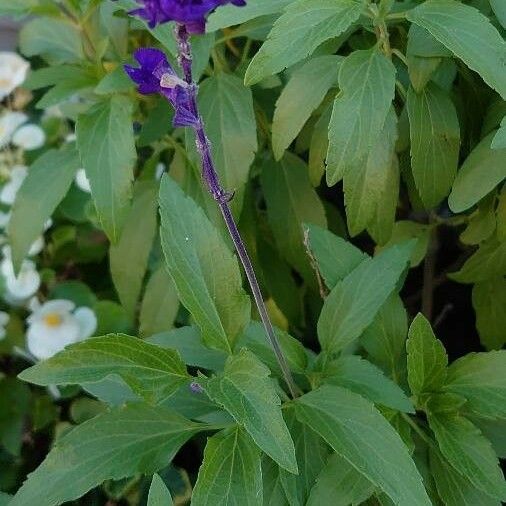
left=0, top=0, right=505, bottom=505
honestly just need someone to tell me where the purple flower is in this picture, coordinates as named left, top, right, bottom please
left=124, top=48, right=198, bottom=128
left=129, top=0, right=246, bottom=32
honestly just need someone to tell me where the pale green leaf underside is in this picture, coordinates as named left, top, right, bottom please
left=148, top=475, right=174, bottom=506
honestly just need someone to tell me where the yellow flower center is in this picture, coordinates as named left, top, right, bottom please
left=43, top=313, right=63, bottom=327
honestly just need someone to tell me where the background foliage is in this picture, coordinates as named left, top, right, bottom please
left=0, top=0, right=505, bottom=505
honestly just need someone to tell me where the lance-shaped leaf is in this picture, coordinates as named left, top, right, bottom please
left=272, top=55, right=341, bottom=160
left=8, top=143, right=80, bottom=272
left=192, top=427, right=262, bottom=506
left=148, top=475, right=173, bottom=506
left=326, top=48, right=396, bottom=185
left=9, top=404, right=205, bottom=506
left=406, top=313, right=448, bottom=396
left=295, top=386, right=431, bottom=506
left=318, top=242, right=413, bottom=353
left=159, top=175, right=251, bottom=354
left=245, top=0, right=364, bottom=85
left=407, top=83, right=460, bottom=209
left=428, top=412, right=506, bottom=501
left=443, top=350, right=506, bottom=420
left=407, top=0, right=506, bottom=99
left=76, top=95, right=135, bottom=242
left=19, top=334, right=189, bottom=404
left=205, top=349, right=297, bottom=474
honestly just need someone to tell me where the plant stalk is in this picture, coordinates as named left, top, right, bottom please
left=175, top=25, right=299, bottom=399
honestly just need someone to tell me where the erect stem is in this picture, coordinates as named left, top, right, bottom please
left=175, top=25, right=300, bottom=399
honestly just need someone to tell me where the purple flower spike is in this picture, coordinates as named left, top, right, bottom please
left=124, top=48, right=198, bottom=128
left=129, top=0, right=246, bottom=32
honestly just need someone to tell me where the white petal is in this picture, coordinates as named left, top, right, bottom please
left=0, top=165, right=28, bottom=205
left=33, top=299, right=75, bottom=319
left=0, top=311, right=9, bottom=326
left=73, top=307, right=97, bottom=340
left=0, top=211, right=11, bottom=229
left=4, top=262, right=40, bottom=303
left=155, top=163, right=166, bottom=180
left=28, top=236, right=44, bottom=256
left=0, top=112, right=27, bottom=149
left=65, top=133, right=77, bottom=143
left=0, top=52, right=29, bottom=100
left=12, top=124, right=45, bottom=151
left=75, top=169, right=91, bottom=193
left=26, top=318, right=81, bottom=360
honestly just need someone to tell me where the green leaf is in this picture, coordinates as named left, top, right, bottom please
left=19, top=18, right=83, bottom=63
left=490, top=0, right=506, bottom=28
left=19, top=334, right=189, bottom=404
left=406, top=313, right=448, bottom=397
left=207, top=0, right=292, bottom=31
left=148, top=474, right=173, bottom=506
left=318, top=242, right=412, bottom=353
left=428, top=412, right=506, bottom=501
left=272, top=55, right=341, bottom=160
left=449, top=132, right=506, bottom=213
left=261, top=153, right=327, bottom=285
left=149, top=327, right=227, bottom=371
left=307, top=453, right=375, bottom=506
left=305, top=224, right=366, bottom=290
left=76, top=96, right=135, bottom=242
left=262, top=457, right=289, bottom=506
left=343, top=107, right=398, bottom=238
left=205, top=349, right=297, bottom=474
left=406, top=24, right=452, bottom=58
left=295, top=385, right=431, bottom=506
left=309, top=104, right=332, bottom=187
left=159, top=175, right=250, bottom=354
left=196, top=73, right=257, bottom=207
left=491, top=118, right=506, bottom=149
left=245, top=0, right=364, bottom=85
left=10, top=404, right=205, bottom=506
left=192, top=427, right=262, bottom=506
left=8, top=144, right=80, bottom=272
left=326, top=48, right=396, bottom=185
left=473, top=279, right=506, bottom=350
left=110, top=182, right=158, bottom=317
left=279, top=407, right=329, bottom=506
left=406, top=83, right=460, bottom=208
left=0, top=492, right=12, bottom=506
left=444, top=350, right=506, bottom=420
left=406, top=0, right=506, bottom=99
left=450, top=236, right=506, bottom=284
left=139, top=267, right=180, bottom=338
left=325, top=355, right=414, bottom=413
left=361, top=295, right=408, bottom=381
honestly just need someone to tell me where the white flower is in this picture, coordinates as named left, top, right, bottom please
left=0, top=112, right=27, bottom=149
left=0, top=311, right=9, bottom=341
left=28, top=236, right=45, bottom=256
left=0, top=165, right=27, bottom=205
left=75, top=169, right=91, bottom=193
left=155, top=163, right=166, bottom=180
left=12, top=124, right=45, bottom=151
left=26, top=299, right=97, bottom=360
left=1, top=256, right=40, bottom=305
left=65, top=133, right=76, bottom=143
left=0, top=211, right=10, bottom=229
left=0, top=52, right=29, bottom=101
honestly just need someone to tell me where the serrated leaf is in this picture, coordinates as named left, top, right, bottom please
left=261, top=153, right=327, bottom=285
left=406, top=313, right=448, bottom=397
left=76, top=96, right=135, bottom=242
left=326, top=48, right=396, bottom=185
left=159, top=175, right=250, bottom=354
left=407, top=83, right=460, bottom=208
left=148, top=475, right=173, bottom=506
left=110, top=181, right=158, bottom=317
left=428, top=412, right=506, bottom=501
left=449, top=132, right=506, bottom=213
left=8, top=144, right=80, bottom=272
left=295, top=385, right=431, bottom=506
left=307, top=453, right=375, bottom=506
left=309, top=104, right=332, bottom=186
left=430, top=449, right=499, bottom=506
left=272, top=55, right=341, bottom=160
left=318, top=242, right=412, bottom=353
left=472, top=279, right=506, bottom=350
left=192, top=427, right=262, bottom=506
left=343, top=107, right=398, bottom=238
left=406, top=0, right=506, bottom=99
left=245, top=0, right=364, bottom=85
left=305, top=224, right=366, bottom=290
left=205, top=349, right=297, bottom=474
left=444, top=350, right=506, bottom=420
left=325, top=355, right=414, bottom=413
left=19, top=334, right=189, bottom=404
left=279, top=407, right=329, bottom=506
left=139, top=267, right=180, bottom=338
left=10, top=404, right=205, bottom=506
left=407, top=24, right=452, bottom=58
